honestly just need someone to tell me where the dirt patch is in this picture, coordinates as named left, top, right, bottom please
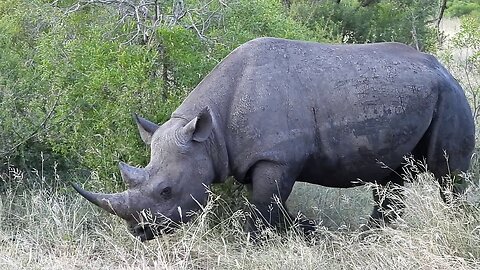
left=439, top=17, right=461, bottom=39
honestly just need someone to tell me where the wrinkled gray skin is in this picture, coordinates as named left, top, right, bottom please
left=74, top=37, right=475, bottom=241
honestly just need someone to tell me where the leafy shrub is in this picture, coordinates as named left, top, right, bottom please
left=211, top=0, right=315, bottom=46
left=0, top=0, right=63, bottom=172
left=0, top=1, right=173, bottom=189
left=446, top=0, right=480, bottom=18
left=290, top=0, right=437, bottom=50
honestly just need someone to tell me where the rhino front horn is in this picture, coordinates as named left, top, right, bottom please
left=72, top=184, right=131, bottom=219
left=119, top=162, right=146, bottom=188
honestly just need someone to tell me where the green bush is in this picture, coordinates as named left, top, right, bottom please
left=446, top=0, right=480, bottom=18
left=212, top=0, right=315, bottom=45
left=0, top=1, right=172, bottom=189
left=290, top=0, right=437, bottom=50
left=157, top=26, right=216, bottom=92
left=0, top=0, right=62, bottom=172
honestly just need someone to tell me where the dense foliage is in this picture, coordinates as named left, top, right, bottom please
left=0, top=0, right=476, bottom=190
left=446, top=0, right=480, bottom=17
left=289, top=0, right=438, bottom=49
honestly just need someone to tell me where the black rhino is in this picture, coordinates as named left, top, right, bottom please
left=74, top=37, right=475, bottom=241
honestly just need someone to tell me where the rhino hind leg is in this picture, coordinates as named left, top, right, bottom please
left=424, top=123, right=473, bottom=203
left=366, top=169, right=406, bottom=229
left=421, top=86, right=475, bottom=203
left=429, top=150, right=471, bottom=204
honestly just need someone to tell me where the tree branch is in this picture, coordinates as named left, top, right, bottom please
left=436, top=0, right=447, bottom=30
left=426, top=0, right=447, bottom=28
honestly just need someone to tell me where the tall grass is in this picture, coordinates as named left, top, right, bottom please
left=1, top=160, right=480, bottom=269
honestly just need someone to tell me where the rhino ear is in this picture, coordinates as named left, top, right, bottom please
left=181, top=107, right=213, bottom=143
left=133, top=113, right=159, bottom=145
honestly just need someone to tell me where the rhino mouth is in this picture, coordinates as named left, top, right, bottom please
left=129, top=221, right=178, bottom=241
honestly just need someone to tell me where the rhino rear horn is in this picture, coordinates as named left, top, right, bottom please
left=72, top=184, right=131, bottom=219
left=134, top=113, right=159, bottom=145
left=119, top=162, right=146, bottom=188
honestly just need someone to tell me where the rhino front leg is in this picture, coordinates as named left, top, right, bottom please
left=245, top=161, right=315, bottom=240
left=245, top=161, right=297, bottom=238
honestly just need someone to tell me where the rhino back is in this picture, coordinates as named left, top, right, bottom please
left=174, top=38, right=461, bottom=187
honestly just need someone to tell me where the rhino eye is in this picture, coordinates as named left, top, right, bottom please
left=160, top=187, right=172, bottom=199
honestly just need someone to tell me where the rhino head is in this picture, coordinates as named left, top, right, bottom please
left=73, top=108, right=220, bottom=241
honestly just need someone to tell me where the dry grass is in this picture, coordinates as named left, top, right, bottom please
left=1, top=162, right=480, bottom=269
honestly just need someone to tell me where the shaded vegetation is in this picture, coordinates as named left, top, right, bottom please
left=446, top=0, right=480, bottom=17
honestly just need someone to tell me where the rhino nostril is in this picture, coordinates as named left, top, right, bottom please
left=133, top=225, right=145, bottom=235
left=160, top=187, right=172, bottom=199
left=132, top=224, right=156, bottom=241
